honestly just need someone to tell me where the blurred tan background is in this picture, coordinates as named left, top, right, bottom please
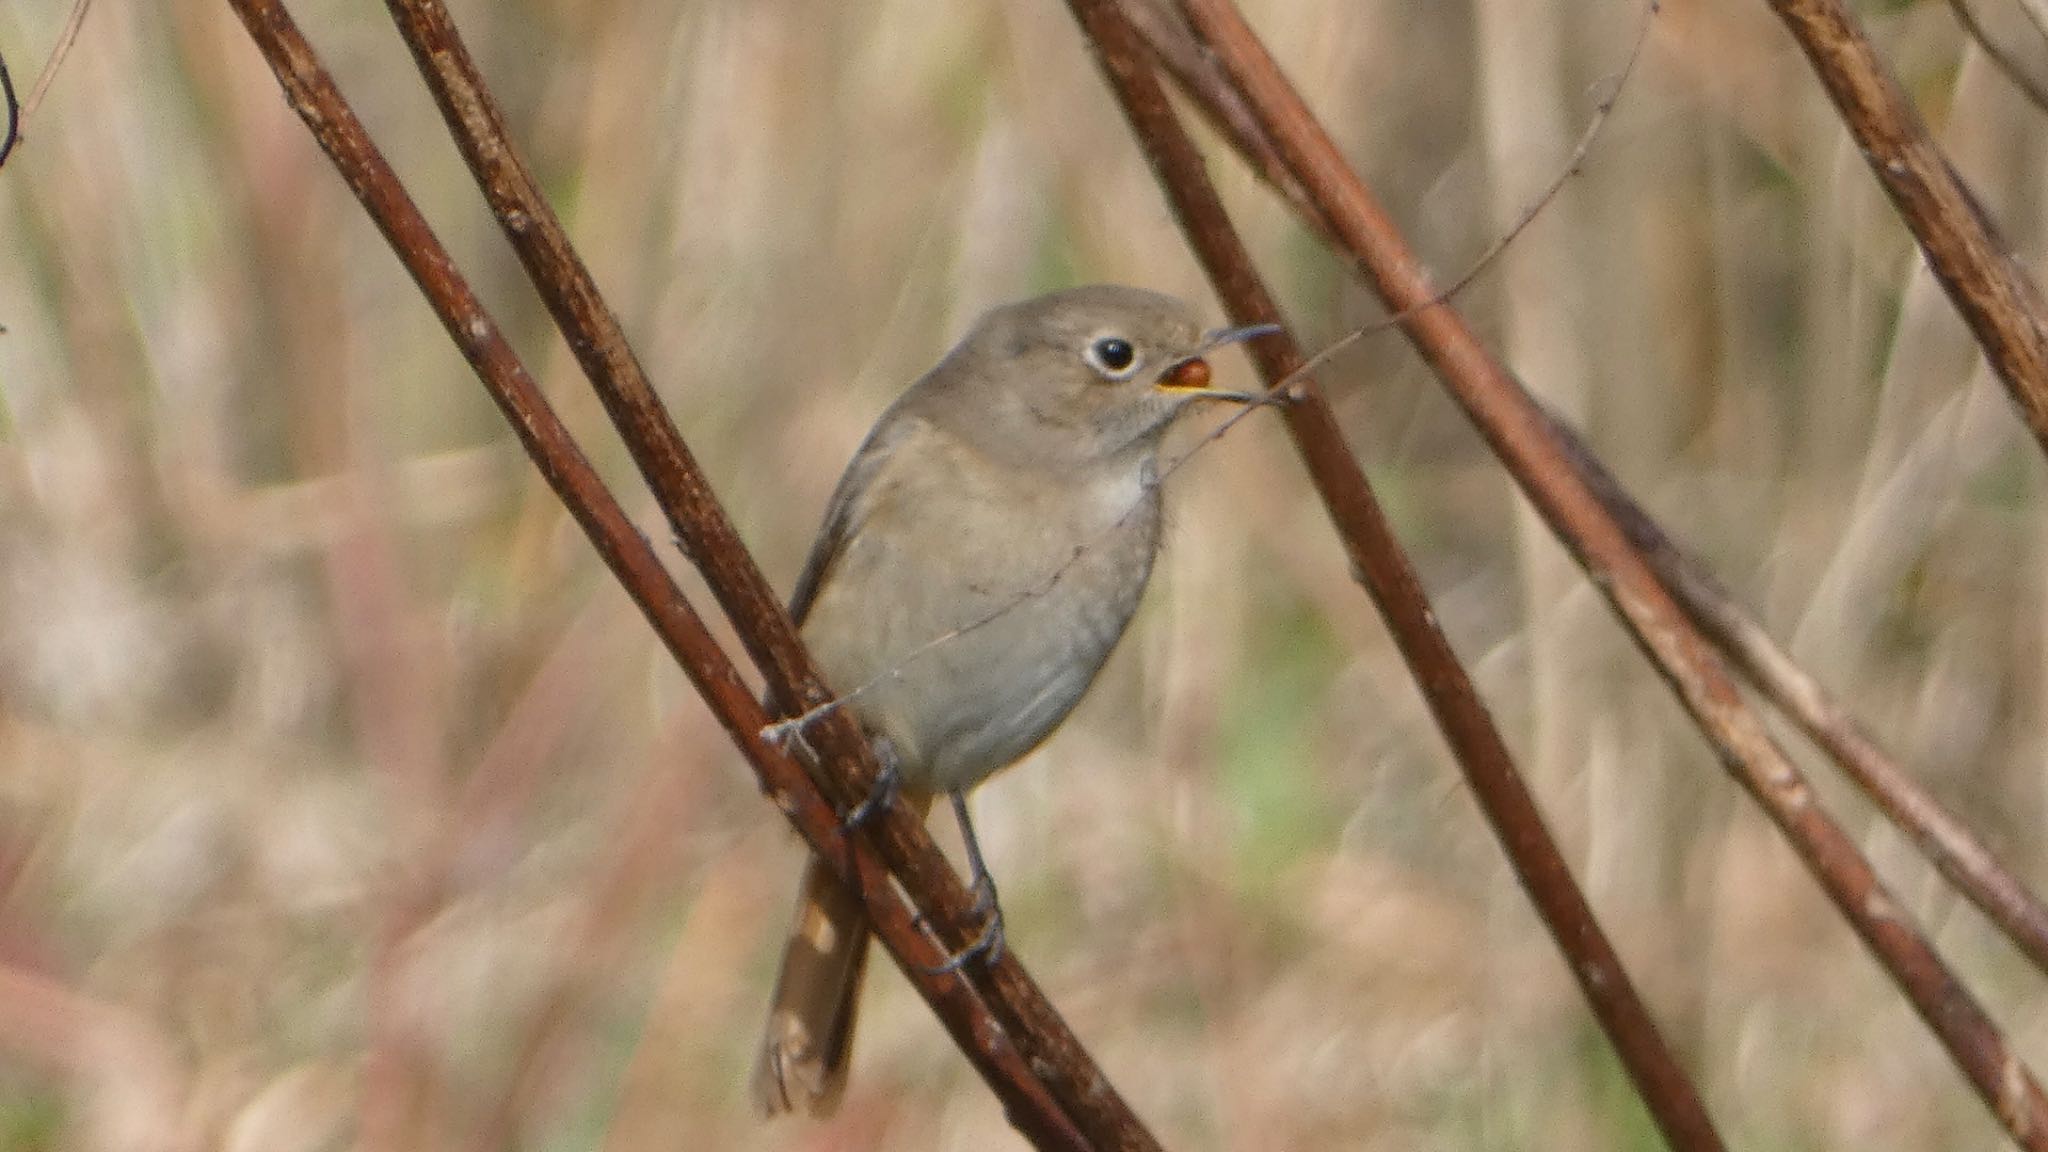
left=3, top=0, right=2047, bottom=1148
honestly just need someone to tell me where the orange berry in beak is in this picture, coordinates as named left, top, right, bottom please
left=1161, top=357, right=1212, bottom=390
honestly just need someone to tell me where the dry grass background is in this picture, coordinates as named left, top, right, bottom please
left=2, top=0, right=2047, bottom=1148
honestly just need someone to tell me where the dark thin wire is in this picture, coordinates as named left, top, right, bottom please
left=0, top=52, right=19, bottom=170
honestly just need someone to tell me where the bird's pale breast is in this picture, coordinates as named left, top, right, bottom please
left=799, top=422, right=1161, bottom=796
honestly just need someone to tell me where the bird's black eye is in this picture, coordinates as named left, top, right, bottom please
left=1092, top=338, right=1135, bottom=371
left=1085, top=335, right=1139, bottom=378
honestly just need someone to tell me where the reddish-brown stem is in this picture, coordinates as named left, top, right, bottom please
left=1769, top=0, right=2048, bottom=457
left=221, top=3, right=1088, bottom=1147
left=1117, top=0, right=1332, bottom=239
left=374, top=0, right=832, bottom=720
left=373, top=1, right=1161, bottom=1146
left=1136, top=0, right=2048, bottom=1032
left=1170, top=0, right=2048, bottom=1144
left=1545, top=410, right=2048, bottom=977
left=1066, top=2, right=1728, bottom=1150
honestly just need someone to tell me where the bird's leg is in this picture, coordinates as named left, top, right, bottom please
left=839, top=735, right=902, bottom=833
left=953, top=791, right=1000, bottom=918
left=926, top=790, right=1005, bottom=974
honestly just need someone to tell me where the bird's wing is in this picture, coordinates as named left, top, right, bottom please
left=786, top=411, right=920, bottom=628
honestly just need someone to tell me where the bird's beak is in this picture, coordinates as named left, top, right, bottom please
left=1154, top=322, right=1282, bottom=401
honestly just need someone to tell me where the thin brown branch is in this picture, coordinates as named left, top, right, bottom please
left=372, top=3, right=1161, bottom=1147
left=1168, top=0, right=2048, bottom=1144
left=220, top=4, right=1086, bottom=1148
left=1770, top=0, right=2048, bottom=458
left=1414, top=6, right=1652, bottom=326
left=1150, top=0, right=2048, bottom=990
left=1119, top=0, right=1332, bottom=237
left=1064, top=3, right=1727, bottom=1150
left=375, top=0, right=828, bottom=718
left=1541, top=407, right=2048, bottom=977
left=1947, top=0, right=2048, bottom=117
left=1128, top=0, right=1647, bottom=369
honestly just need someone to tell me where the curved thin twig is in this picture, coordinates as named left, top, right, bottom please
left=1167, top=0, right=2048, bottom=1145
left=0, top=0, right=95, bottom=170
left=1147, top=0, right=2048, bottom=993
left=1068, top=2, right=1730, bottom=1150
left=1127, top=0, right=1649, bottom=370
left=1119, top=0, right=1332, bottom=236
left=21, top=0, right=90, bottom=125
left=1398, top=1, right=1657, bottom=331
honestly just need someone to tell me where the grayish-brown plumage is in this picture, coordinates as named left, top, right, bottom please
left=753, top=284, right=1267, bottom=1116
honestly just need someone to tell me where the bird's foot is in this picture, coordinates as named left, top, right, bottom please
left=839, top=738, right=902, bottom=834
left=925, top=893, right=1005, bottom=975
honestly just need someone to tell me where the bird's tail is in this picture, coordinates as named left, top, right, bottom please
left=752, top=790, right=931, bottom=1116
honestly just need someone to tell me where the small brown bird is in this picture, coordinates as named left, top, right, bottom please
left=753, top=284, right=1271, bottom=1116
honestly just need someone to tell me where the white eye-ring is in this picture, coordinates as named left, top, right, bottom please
left=1083, top=333, right=1143, bottom=380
